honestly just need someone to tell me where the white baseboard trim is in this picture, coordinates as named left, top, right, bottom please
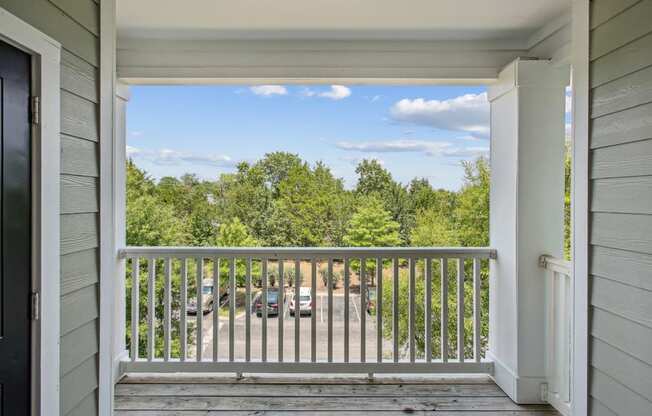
left=113, top=350, right=129, bottom=383
left=487, top=351, right=548, bottom=404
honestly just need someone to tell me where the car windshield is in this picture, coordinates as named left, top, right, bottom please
left=300, top=296, right=310, bottom=301
left=267, top=292, right=278, bottom=303
left=202, top=286, right=213, bottom=294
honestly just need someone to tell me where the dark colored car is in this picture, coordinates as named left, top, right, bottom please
left=255, top=288, right=281, bottom=317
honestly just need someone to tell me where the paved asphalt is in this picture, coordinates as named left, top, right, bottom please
left=192, top=292, right=395, bottom=362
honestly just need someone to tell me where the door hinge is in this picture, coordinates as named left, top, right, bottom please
left=31, top=96, right=40, bottom=125
left=31, top=291, right=40, bottom=321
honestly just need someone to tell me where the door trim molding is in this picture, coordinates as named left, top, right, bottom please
left=0, top=7, right=61, bottom=416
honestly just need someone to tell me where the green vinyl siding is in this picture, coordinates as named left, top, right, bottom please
left=589, top=1, right=652, bottom=414
left=0, top=0, right=101, bottom=414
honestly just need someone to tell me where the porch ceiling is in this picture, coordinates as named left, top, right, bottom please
left=116, top=0, right=569, bottom=42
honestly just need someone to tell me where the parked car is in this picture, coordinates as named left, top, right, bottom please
left=187, top=279, right=214, bottom=315
left=289, top=287, right=312, bottom=316
left=255, top=288, right=281, bottom=317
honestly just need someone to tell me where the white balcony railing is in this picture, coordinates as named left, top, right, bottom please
left=540, top=254, right=572, bottom=416
left=118, top=247, right=496, bottom=375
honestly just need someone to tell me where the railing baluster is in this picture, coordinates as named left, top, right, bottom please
left=245, top=258, right=251, bottom=362
left=180, top=258, right=187, bottom=361
left=261, top=259, right=268, bottom=362
left=130, top=257, right=139, bottom=361
left=441, top=258, right=448, bottom=362
left=408, top=258, right=416, bottom=363
left=360, top=257, right=366, bottom=363
left=376, top=257, right=383, bottom=363
left=196, top=257, right=203, bottom=361
left=457, top=258, right=465, bottom=362
left=213, top=258, right=219, bottom=362
left=147, top=257, right=155, bottom=361
left=311, top=259, right=317, bottom=363
left=294, top=259, right=301, bottom=362
left=278, top=260, right=284, bottom=362
left=327, top=258, right=333, bottom=363
left=163, top=257, right=171, bottom=361
left=392, top=258, right=399, bottom=363
left=473, top=257, right=481, bottom=363
left=425, top=258, right=432, bottom=362
left=229, top=257, right=235, bottom=362
left=344, top=257, right=350, bottom=363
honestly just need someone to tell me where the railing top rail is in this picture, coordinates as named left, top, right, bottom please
left=119, top=246, right=497, bottom=260
left=538, top=254, right=572, bottom=276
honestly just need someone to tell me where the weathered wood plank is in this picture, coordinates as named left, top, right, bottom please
left=61, top=135, right=99, bottom=177
left=590, top=275, right=652, bottom=328
left=61, top=90, right=99, bottom=141
left=590, top=0, right=652, bottom=61
left=49, top=0, right=99, bottom=36
left=61, top=49, right=97, bottom=103
left=591, top=138, right=652, bottom=178
left=0, top=0, right=98, bottom=66
left=61, top=354, right=98, bottom=415
left=61, top=248, right=98, bottom=295
left=61, top=213, right=98, bottom=255
left=114, top=383, right=506, bottom=398
left=590, top=32, right=652, bottom=88
left=591, top=65, right=652, bottom=118
left=591, top=337, right=652, bottom=402
left=591, top=177, right=652, bottom=214
left=60, top=319, right=98, bottom=376
left=118, top=374, right=494, bottom=385
left=590, top=246, right=652, bottom=291
left=590, top=101, right=652, bottom=149
left=590, top=0, right=642, bottom=30
left=114, top=411, right=559, bottom=416
left=61, top=175, right=98, bottom=214
left=60, top=284, right=98, bottom=335
left=590, top=212, right=652, bottom=254
left=591, top=307, right=652, bottom=365
left=114, top=396, right=552, bottom=412
left=589, top=367, right=652, bottom=416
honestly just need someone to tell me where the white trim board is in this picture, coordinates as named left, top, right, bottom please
left=0, top=6, right=61, bottom=416
left=99, top=0, right=117, bottom=415
left=570, top=1, right=590, bottom=415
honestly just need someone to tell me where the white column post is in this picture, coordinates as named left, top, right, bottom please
left=487, top=58, right=568, bottom=403
left=112, top=82, right=130, bottom=379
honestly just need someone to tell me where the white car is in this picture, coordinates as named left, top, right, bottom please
left=289, top=287, right=312, bottom=316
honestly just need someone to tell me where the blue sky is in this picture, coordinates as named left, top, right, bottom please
left=127, top=84, right=493, bottom=190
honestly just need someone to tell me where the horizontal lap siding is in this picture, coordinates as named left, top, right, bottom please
left=589, top=1, right=652, bottom=414
left=0, top=0, right=101, bottom=414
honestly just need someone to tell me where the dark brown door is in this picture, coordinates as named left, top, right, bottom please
left=0, top=39, right=32, bottom=415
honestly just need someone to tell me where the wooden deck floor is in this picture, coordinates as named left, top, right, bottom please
left=115, top=374, right=559, bottom=415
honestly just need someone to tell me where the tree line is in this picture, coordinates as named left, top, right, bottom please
left=127, top=151, right=489, bottom=251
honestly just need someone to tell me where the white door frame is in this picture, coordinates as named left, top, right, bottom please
left=0, top=7, right=61, bottom=416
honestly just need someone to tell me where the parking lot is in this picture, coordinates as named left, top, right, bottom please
left=194, top=291, right=395, bottom=362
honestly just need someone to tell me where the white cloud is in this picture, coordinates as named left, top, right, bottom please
left=340, top=155, right=385, bottom=166
left=127, top=146, right=237, bottom=168
left=130, top=131, right=143, bottom=137
left=249, top=85, right=288, bottom=96
left=389, top=92, right=489, bottom=139
left=303, top=85, right=352, bottom=100
left=335, top=139, right=488, bottom=158
left=126, top=145, right=140, bottom=157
